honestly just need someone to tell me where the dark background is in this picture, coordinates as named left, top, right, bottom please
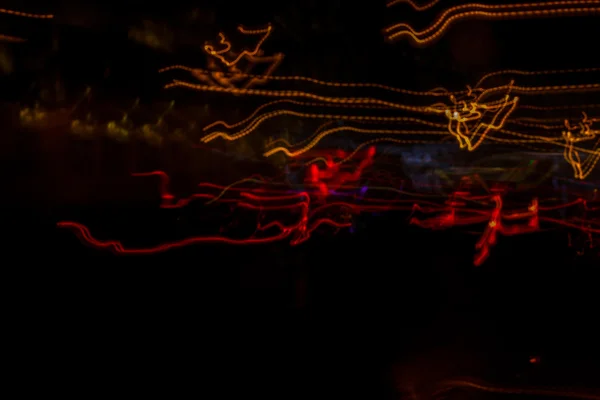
left=3, top=1, right=599, bottom=398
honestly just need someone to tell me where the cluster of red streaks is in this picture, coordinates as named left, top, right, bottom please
left=58, top=147, right=599, bottom=264
left=56, top=148, right=421, bottom=254
left=412, top=187, right=600, bottom=265
left=306, top=146, right=376, bottom=197
left=473, top=194, right=539, bottom=266
left=57, top=155, right=361, bottom=253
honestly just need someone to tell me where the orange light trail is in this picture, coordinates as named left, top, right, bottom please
left=161, top=63, right=600, bottom=179
left=0, top=8, right=53, bottom=18
left=383, top=1, right=600, bottom=45
left=0, top=7, right=53, bottom=43
left=189, top=23, right=286, bottom=89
